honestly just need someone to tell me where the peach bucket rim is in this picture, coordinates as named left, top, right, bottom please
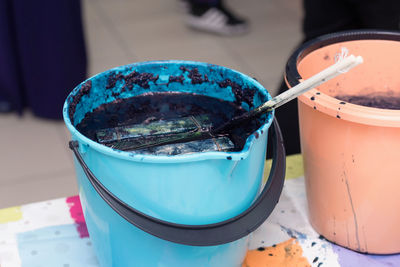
left=285, top=30, right=400, bottom=128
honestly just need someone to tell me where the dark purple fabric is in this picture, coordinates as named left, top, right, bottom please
left=0, top=0, right=87, bottom=119
left=0, top=0, right=24, bottom=113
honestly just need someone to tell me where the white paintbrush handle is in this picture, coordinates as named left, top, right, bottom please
left=254, top=54, right=363, bottom=114
left=211, top=55, right=363, bottom=134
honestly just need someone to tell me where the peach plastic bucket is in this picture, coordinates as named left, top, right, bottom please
left=284, top=30, right=400, bottom=254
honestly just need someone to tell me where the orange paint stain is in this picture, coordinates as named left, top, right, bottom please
left=242, top=238, right=311, bottom=267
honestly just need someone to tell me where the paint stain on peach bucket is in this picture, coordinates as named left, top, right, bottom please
left=285, top=30, right=400, bottom=254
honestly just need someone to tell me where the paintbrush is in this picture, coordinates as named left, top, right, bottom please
left=95, top=55, right=363, bottom=152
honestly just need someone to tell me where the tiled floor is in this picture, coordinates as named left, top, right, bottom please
left=0, top=0, right=302, bottom=208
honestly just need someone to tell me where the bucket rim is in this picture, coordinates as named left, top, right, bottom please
left=285, top=30, right=400, bottom=127
left=63, top=60, right=274, bottom=163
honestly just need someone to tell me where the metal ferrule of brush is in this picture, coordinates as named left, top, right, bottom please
left=210, top=103, right=272, bottom=135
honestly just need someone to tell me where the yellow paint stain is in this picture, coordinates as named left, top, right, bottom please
left=285, top=154, right=304, bottom=180
left=242, top=238, right=311, bottom=267
left=263, top=154, right=304, bottom=183
left=0, top=206, right=23, bottom=223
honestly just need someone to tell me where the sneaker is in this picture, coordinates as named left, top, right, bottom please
left=183, top=0, right=250, bottom=36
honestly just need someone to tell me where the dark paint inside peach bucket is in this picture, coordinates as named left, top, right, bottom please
left=285, top=30, right=400, bottom=254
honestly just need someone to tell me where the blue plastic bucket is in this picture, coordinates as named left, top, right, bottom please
left=63, top=60, right=285, bottom=267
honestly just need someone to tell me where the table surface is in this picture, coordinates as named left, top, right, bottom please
left=1, top=155, right=399, bottom=267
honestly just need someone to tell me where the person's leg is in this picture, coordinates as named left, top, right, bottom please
left=352, top=0, right=400, bottom=30
left=271, top=81, right=301, bottom=157
left=183, top=0, right=249, bottom=35
left=190, top=0, right=218, bottom=4
left=13, top=0, right=87, bottom=119
left=303, top=0, right=359, bottom=41
left=273, top=0, right=360, bottom=157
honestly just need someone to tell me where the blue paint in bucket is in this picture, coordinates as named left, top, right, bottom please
left=63, top=61, right=285, bottom=267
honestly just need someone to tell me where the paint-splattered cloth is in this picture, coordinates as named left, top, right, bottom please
left=1, top=156, right=399, bottom=266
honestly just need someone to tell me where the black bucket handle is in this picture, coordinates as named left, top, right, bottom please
left=69, top=118, right=286, bottom=246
